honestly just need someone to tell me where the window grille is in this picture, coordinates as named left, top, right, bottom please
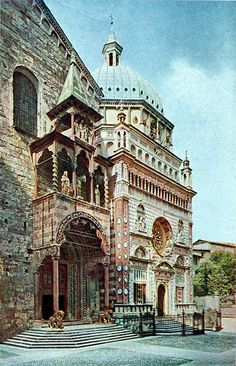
left=13, top=71, right=37, bottom=136
left=134, top=269, right=147, bottom=282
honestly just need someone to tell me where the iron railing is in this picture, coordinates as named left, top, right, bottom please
left=115, top=308, right=209, bottom=336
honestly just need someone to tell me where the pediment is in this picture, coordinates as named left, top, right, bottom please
left=154, top=261, right=174, bottom=272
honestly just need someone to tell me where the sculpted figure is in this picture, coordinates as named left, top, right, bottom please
left=95, top=184, right=100, bottom=205
left=137, top=215, right=146, bottom=232
left=76, top=175, right=86, bottom=198
left=176, top=229, right=185, bottom=244
left=61, top=171, right=71, bottom=195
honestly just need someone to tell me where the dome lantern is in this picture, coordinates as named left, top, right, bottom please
left=102, top=16, right=123, bottom=67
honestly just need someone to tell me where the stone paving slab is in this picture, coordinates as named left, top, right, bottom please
left=138, top=333, right=236, bottom=353
left=0, top=332, right=235, bottom=366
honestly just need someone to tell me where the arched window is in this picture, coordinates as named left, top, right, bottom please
left=117, top=131, right=121, bottom=148
left=138, top=149, right=143, bottom=160
left=76, top=150, right=90, bottom=201
left=123, top=131, right=127, bottom=148
left=109, top=53, right=113, bottom=66
left=37, top=148, right=53, bottom=197
left=94, top=165, right=105, bottom=207
left=13, top=69, right=38, bottom=136
left=57, top=148, right=73, bottom=195
left=130, top=145, right=136, bottom=156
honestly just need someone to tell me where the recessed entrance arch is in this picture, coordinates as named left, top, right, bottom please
left=157, top=284, right=166, bottom=316
left=36, top=212, right=109, bottom=321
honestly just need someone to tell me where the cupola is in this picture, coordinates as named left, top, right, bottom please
left=102, top=17, right=123, bottom=67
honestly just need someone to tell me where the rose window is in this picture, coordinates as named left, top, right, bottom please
left=152, top=217, right=173, bottom=256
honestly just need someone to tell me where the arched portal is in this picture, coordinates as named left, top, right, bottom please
left=37, top=213, right=109, bottom=321
left=157, top=284, right=166, bottom=316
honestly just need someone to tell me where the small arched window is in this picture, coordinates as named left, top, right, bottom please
left=13, top=69, right=38, bottom=136
left=109, top=53, right=113, bottom=66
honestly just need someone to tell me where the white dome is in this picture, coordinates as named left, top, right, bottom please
left=93, top=63, right=164, bottom=114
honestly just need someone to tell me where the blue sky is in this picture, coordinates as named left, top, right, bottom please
left=45, top=0, right=236, bottom=243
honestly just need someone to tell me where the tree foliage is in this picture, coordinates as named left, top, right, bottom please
left=193, top=251, right=236, bottom=297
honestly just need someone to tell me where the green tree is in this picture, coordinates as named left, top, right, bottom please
left=193, top=251, right=236, bottom=297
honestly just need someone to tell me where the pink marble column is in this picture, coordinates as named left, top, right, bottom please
left=34, top=270, right=40, bottom=319
left=72, top=169, right=77, bottom=198
left=104, top=264, right=109, bottom=309
left=52, top=257, right=59, bottom=313
left=90, top=172, right=94, bottom=204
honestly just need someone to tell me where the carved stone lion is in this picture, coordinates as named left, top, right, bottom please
left=48, top=310, right=65, bottom=329
left=99, top=308, right=113, bottom=324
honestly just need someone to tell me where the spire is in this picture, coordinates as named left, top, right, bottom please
left=107, top=14, right=117, bottom=43
left=102, top=16, right=123, bottom=67
left=57, top=51, right=89, bottom=106
left=183, top=150, right=190, bottom=168
left=181, top=150, right=192, bottom=188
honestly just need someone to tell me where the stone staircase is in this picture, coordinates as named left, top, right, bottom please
left=155, top=317, right=194, bottom=335
left=3, top=324, right=138, bottom=349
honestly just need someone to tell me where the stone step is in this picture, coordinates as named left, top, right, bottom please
left=20, top=328, right=123, bottom=337
left=4, top=334, right=137, bottom=349
left=3, top=325, right=138, bottom=349
left=22, top=325, right=119, bottom=336
left=11, top=329, right=133, bottom=342
left=155, top=319, right=194, bottom=334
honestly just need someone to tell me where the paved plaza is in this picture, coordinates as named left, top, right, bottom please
left=0, top=331, right=235, bottom=366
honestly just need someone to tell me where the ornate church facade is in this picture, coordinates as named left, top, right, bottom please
left=0, top=0, right=196, bottom=339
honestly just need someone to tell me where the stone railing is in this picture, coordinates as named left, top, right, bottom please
left=175, top=303, right=196, bottom=314
left=114, top=303, right=153, bottom=315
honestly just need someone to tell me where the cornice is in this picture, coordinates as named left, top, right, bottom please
left=109, top=150, right=196, bottom=197
left=98, top=99, right=174, bottom=129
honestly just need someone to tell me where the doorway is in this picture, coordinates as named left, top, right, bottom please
left=157, top=284, right=165, bottom=316
left=42, top=295, right=53, bottom=320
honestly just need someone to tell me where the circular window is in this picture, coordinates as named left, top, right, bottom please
left=124, top=87, right=128, bottom=91
left=152, top=217, right=173, bottom=256
left=108, top=87, right=111, bottom=91
left=132, top=88, right=136, bottom=92
left=116, top=87, right=120, bottom=91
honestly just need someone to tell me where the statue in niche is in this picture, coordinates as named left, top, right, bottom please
left=61, top=171, right=71, bottom=195
left=176, top=220, right=185, bottom=244
left=86, top=127, right=92, bottom=143
left=76, top=175, right=86, bottom=199
left=150, top=126, right=157, bottom=140
left=166, top=131, right=172, bottom=146
left=137, top=215, right=146, bottom=232
left=176, top=230, right=184, bottom=243
left=78, top=121, right=87, bottom=141
left=150, top=121, right=158, bottom=140
left=95, top=184, right=101, bottom=206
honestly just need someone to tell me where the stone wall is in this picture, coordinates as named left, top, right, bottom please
left=0, top=0, right=70, bottom=340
